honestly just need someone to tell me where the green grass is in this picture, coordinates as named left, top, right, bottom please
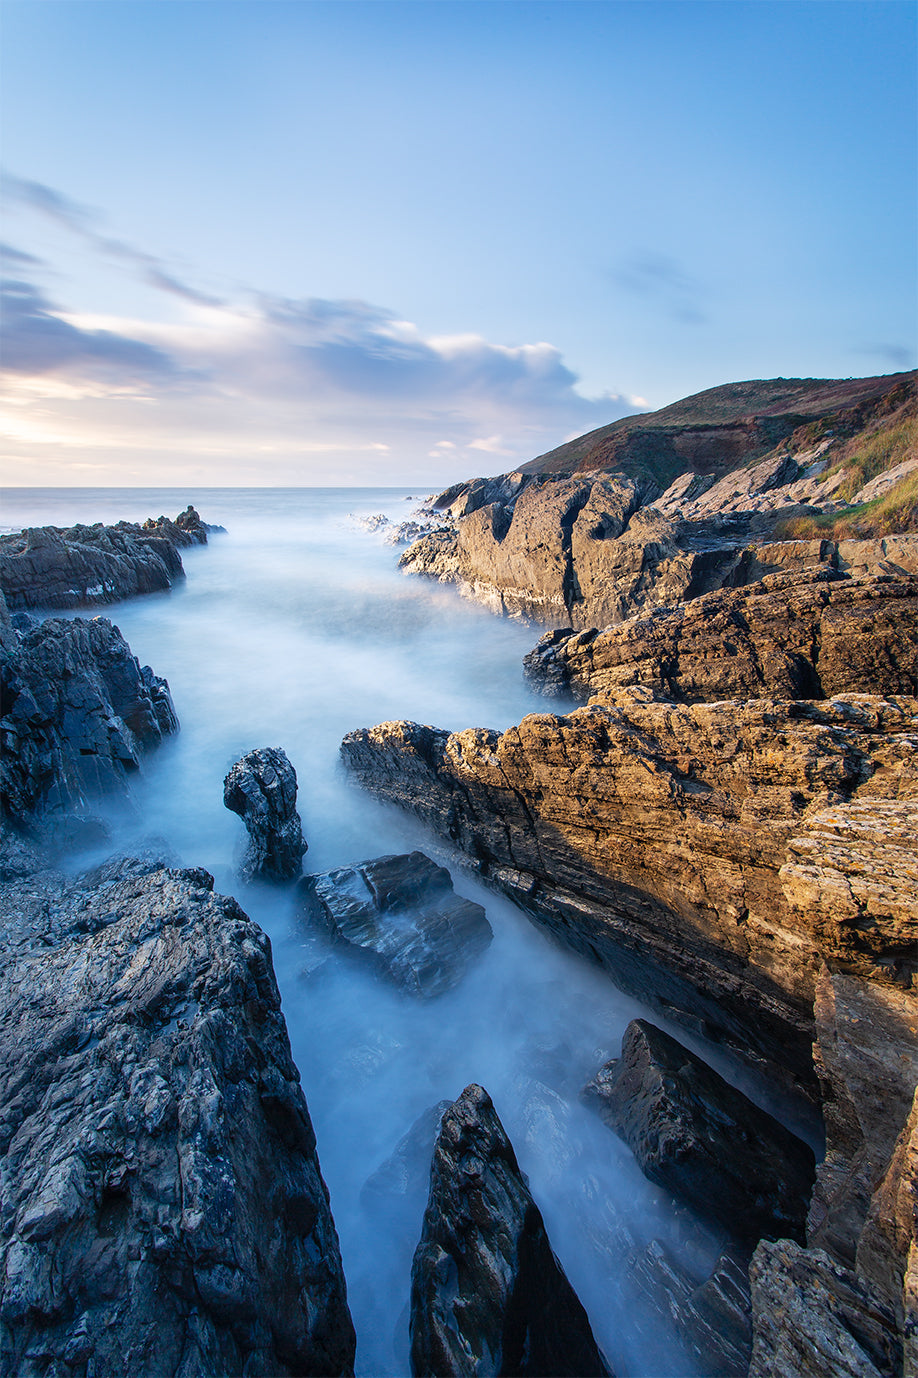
left=776, top=469, right=918, bottom=540
left=829, top=416, right=918, bottom=501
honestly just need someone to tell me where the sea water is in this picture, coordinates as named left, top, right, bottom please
left=4, top=487, right=762, bottom=1376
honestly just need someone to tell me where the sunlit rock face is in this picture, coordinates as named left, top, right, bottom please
left=299, top=851, right=492, bottom=999
left=341, top=694, right=917, bottom=1096
left=1, top=612, right=178, bottom=824
left=0, top=507, right=212, bottom=612
left=409, top=1082, right=611, bottom=1378
left=0, top=859, right=356, bottom=1378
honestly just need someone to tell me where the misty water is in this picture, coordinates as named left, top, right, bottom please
left=6, top=487, right=774, bottom=1376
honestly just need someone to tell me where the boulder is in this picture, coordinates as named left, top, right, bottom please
left=1, top=615, right=178, bottom=824
left=299, top=851, right=491, bottom=999
left=0, top=860, right=355, bottom=1377
left=223, top=747, right=307, bottom=882
left=582, top=1020, right=815, bottom=1248
left=409, top=1083, right=611, bottom=1377
left=0, top=507, right=212, bottom=612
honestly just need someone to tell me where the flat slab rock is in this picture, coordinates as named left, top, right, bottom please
left=299, top=851, right=492, bottom=999
left=410, top=1083, right=611, bottom=1377
left=0, top=859, right=355, bottom=1377
left=583, top=1020, right=816, bottom=1250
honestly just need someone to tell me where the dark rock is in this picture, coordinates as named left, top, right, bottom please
left=223, top=747, right=307, bottom=883
left=0, top=861, right=355, bottom=1376
left=409, top=1083, right=611, bottom=1377
left=748, top=1240, right=901, bottom=1378
left=0, top=507, right=212, bottom=612
left=299, top=851, right=492, bottom=999
left=523, top=569, right=918, bottom=704
left=582, top=1020, right=816, bottom=1248
left=1, top=615, right=178, bottom=824
left=627, top=1240, right=752, bottom=1377
left=361, top=1101, right=452, bottom=1215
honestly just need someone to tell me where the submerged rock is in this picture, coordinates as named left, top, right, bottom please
left=223, top=746, right=307, bottom=882
left=409, top=1083, right=611, bottom=1377
left=0, top=860, right=355, bottom=1377
left=0, top=506, right=212, bottom=611
left=1, top=613, right=178, bottom=825
left=583, top=1020, right=815, bottom=1249
left=300, top=851, right=491, bottom=999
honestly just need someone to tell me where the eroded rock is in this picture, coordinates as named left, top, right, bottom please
left=0, top=861, right=355, bottom=1376
left=409, top=1083, right=611, bottom=1377
left=583, top=1020, right=815, bottom=1248
left=223, top=746, right=307, bottom=882
left=300, top=851, right=491, bottom=998
left=1, top=614, right=178, bottom=825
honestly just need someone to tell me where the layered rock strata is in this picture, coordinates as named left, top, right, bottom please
left=223, top=746, right=308, bottom=883
left=524, top=569, right=918, bottom=704
left=409, top=1083, right=610, bottom=1377
left=299, top=851, right=492, bottom=999
left=1, top=613, right=178, bottom=826
left=341, top=693, right=917, bottom=1093
left=0, top=507, right=212, bottom=612
left=406, top=469, right=918, bottom=630
left=583, top=1020, right=816, bottom=1249
left=0, top=858, right=355, bottom=1377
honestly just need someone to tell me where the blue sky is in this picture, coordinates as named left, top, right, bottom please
left=1, top=0, right=915, bottom=486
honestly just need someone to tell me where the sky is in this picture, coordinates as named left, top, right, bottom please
left=1, top=0, right=915, bottom=488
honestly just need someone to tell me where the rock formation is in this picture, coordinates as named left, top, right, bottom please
left=1, top=612, right=178, bottom=828
left=409, top=1083, right=610, bottom=1377
left=299, top=851, right=492, bottom=999
left=0, top=857, right=355, bottom=1377
left=223, top=747, right=308, bottom=882
left=0, top=506, right=212, bottom=612
left=524, top=568, right=918, bottom=704
left=583, top=1020, right=815, bottom=1248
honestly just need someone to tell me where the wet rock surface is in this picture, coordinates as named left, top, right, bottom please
left=583, top=1020, right=815, bottom=1248
left=524, top=569, right=918, bottom=705
left=0, top=507, right=212, bottom=611
left=0, top=858, right=355, bottom=1377
left=341, top=694, right=918, bottom=1093
left=1, top=613, right=178, bottom=825
left=409, top=1083, right=611, bottom=1377
left=300, top=851, right=492, bottom=999
left=223, top=746, right=307, bottom=882
left=627, top=1241, right=752, bottom=1378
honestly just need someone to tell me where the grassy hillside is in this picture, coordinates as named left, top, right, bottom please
left=523, top=371, right=916, bottom=486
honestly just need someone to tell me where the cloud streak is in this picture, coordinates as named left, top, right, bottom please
left=613, top=250, right=708, bottom=325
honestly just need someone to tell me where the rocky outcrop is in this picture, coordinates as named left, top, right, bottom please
left=299, top=851, right=492, bottom=999
left=223, top=747, right=307, bottom=883
left=525, top=569, right=918, bottom=705
left=627, top=1242, right=752, bottom=1377
left=0, top=858, right=355, bottom=1377
left=341, top=694, right=917, bottom=1094
left=583, top=1020, right=815, bottom=1248
left=404, top=468, right=918, bottom=632
left=409, top=1083, right=610, bottom=1377
left=0, top=507, right=212, bottom=612
left=1, top=614, right=178, bottom=826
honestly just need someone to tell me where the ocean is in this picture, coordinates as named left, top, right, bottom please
left=4, top=486, right=738, bottom=1376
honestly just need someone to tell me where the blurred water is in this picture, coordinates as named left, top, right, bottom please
left=4, top=487, right=744, bottom=1376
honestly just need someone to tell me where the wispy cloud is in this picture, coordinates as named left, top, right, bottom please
left=854, top=342, right=914, bottom=370
left=613, top=250, right=708, bottom=325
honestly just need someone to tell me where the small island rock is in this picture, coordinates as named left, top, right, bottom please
left=223, top=746, right=307, bottom=882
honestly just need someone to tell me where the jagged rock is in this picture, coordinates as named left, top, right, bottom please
left=747, top=1240, right=901, bottom=1378
left=627, top=1241, right=752, bottom=1377
left=1, top=615, right=178, bottom=824
left=857, top=1087, right=918, bottom=1339
left=583, top=1020, right=815, bottom=1248
left=223, top=747, right=307, bottom=883
left=361, top=1101, right=452, bottom=1214
left=0, top=507, right=212, bottom=611
left=524, top=569, right=918, bottom=704
left=0, top=862, right=355, bottom=1377
left=341, top=695, right=918, bottom=1093
left=409, top=1083, right=611, bottom=1377
left=299, top=851, right=492, bottom=999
